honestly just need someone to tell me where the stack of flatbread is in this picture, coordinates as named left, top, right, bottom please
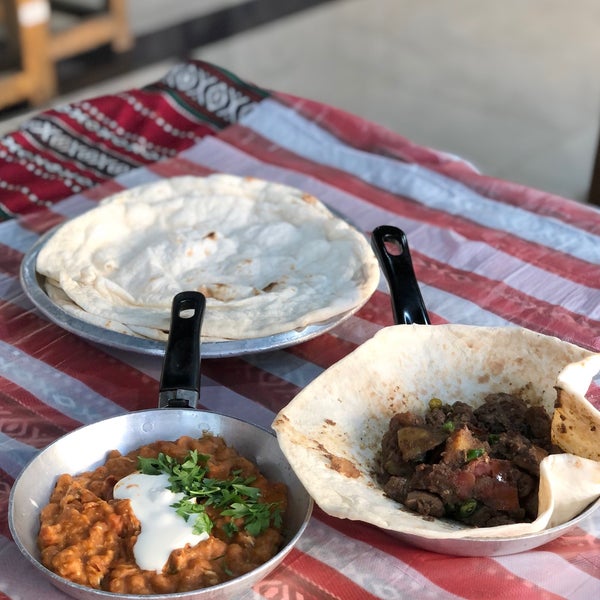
left=36, top=175, right=379, bottom=342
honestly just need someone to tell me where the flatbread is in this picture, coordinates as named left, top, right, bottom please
left=273, top=324, right=600, bottom=539
left=552, top=354, right=600, bottom=461
left=36, top=175, right=380, bottom=341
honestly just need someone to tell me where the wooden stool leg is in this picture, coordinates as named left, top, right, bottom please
left=0, top=0, right=56, bottom=108
left=19, top=0, right=56, bottom=105
left=108, top=0, right=133, bottom=52
left=1, top=0, right=20, bottom=66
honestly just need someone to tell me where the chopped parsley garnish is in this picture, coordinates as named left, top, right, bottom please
left=138, top=450, right=282, bottom=537
left=458, top=499, right=478, bottom=518
left=465, top=448, right=485, bottom=462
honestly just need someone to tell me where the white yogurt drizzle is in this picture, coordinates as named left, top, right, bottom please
left=113, top=472, right=208, bottom=572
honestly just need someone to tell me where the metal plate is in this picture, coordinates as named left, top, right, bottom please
left=20, top=229, right=369, bottom=358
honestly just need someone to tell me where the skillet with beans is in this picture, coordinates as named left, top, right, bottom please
left=38, top=434, right=287, bottom=595
left=378, top=393, right=561, bottom=527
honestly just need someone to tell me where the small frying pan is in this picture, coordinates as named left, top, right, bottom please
left=9, top=291, right=313, bottom=600
left=367, top=225, right=600, bottom=556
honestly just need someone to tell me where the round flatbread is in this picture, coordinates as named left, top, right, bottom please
left=273, top=324, right=600, bottom=539
left=36, top=175, right=380, bottom=341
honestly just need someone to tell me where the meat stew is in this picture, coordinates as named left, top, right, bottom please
left=378, top=393, right=560, bottom=527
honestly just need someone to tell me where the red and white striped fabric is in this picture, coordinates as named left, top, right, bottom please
left=0, top=60, right=599, bottom=600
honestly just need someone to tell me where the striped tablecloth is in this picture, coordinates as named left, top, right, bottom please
left=1, top=60, right=599, bottom=600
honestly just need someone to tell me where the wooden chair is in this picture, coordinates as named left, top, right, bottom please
left=0, top=0, right=132, bottom=110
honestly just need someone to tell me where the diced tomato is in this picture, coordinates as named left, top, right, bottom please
left=474, top=477, right=520, bottom=511
left=452, top=470, right=476, bottom=500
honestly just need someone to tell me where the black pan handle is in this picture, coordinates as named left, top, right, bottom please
left=371, top=225, right=431, bottom=325
left=159, top=291, right=206, bottom=409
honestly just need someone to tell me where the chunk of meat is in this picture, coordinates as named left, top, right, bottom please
left=473, top=393, right=530, bottom=434
left=404, top=491, right=445, bottom=518
left=489, top=432, right=548, bottom=477
left=410, top=463, right=474, bottom=506
left=382, top=476, right=408, bottom=502
left=525, top=406, right=553, bottom=449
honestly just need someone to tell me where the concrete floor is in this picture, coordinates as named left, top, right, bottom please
left=2, top=0, right=599, bottom=203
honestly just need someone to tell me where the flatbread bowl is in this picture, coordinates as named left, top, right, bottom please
left=273, top=324, right=600, bottom=555
left=272, top=227, right=600, bottom=556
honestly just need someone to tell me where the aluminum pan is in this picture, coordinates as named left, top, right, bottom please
left=9, top=409, right=313, bottom=599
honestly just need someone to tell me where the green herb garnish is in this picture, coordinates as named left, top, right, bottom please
left=465, top=448, right=485, bottom=462
left=488, top=433, right=500, bottom=445
left=458, top=499, right=478, bottom=518
left=138, top=450, right=282, bottom=538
